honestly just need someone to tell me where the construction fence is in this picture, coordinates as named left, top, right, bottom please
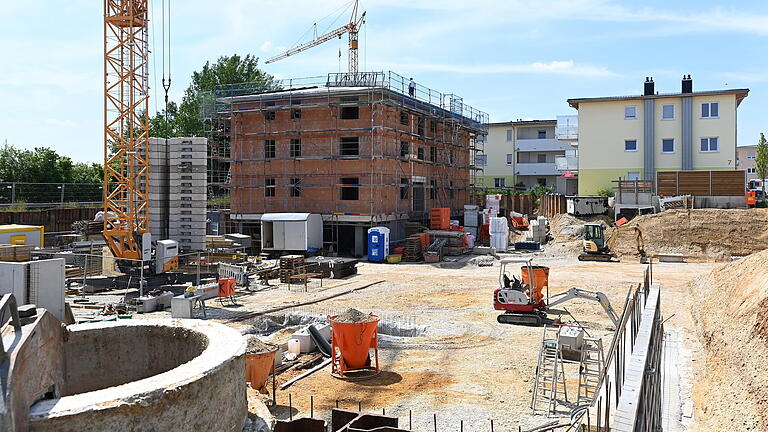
left=0, top=182, right=102, bottom=209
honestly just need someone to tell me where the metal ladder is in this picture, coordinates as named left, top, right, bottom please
left=577, top=336, right=604, bottom=406
left=531, top=325, right=568, bottom=414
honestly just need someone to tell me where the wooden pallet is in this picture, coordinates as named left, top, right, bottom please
left=402, top=236, right=423, bottom=262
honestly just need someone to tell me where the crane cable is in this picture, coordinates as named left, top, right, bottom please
left=161, top=0, right=171, bottom=133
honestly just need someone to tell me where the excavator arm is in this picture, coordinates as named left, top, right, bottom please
left=547, top=288, right=620, bottom=328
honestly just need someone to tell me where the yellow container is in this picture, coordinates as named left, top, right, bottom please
left=386, top=254, right=402, bottom=264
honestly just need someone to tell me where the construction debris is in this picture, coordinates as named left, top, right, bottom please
left=333, top=308, right=377, bottom=323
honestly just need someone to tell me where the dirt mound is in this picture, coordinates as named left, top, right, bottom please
left=690, top=250, right=768, bottom=431
left=246, top=337, right=277, bottom=354
left=549, top=213, right=613, bottom=243
left=333, top=308, right=377, bottom=323
left=608, top=209, right=768, bottom=260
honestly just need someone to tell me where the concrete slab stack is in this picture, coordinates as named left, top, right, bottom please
left=149, top=137, right=207, bottom=251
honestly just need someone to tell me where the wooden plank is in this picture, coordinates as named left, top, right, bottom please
left=711, top=171, right=746, bottom=196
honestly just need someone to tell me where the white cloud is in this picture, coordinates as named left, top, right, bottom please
left=45, top=119, right=77, bottom=128
left=259, top=41, right=273, bottom=53
left=721, top=71, right=768, bottom=84
left=378, top=60, right=616, bottom=78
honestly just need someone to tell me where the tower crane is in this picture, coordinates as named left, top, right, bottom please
left=103, top=0, right=178, bottom=275
left=266, top=0, right=366, bottom=74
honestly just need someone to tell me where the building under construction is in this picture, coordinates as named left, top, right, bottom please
left=203, top=72, right=487, bottom=256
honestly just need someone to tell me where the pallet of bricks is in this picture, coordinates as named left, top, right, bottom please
left=0, top=245, right=34, bottom=262
left=279, top=255, right=305, bottom=283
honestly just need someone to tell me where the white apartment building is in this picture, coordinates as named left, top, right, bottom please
left=482, top=119, right=577, bottom=194
left=567, top=76, right=749, bottom=195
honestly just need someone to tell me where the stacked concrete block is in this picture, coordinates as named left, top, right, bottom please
left=525, top=216, right=548, bottom=244
left=148, top=138, right=169, bottom=242
left=148, top=137, right=207, bottom=251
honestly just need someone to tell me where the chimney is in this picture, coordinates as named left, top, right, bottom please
left=644, top=77, right=655, bottom=96
left=682, top=74, right=693, bottom=93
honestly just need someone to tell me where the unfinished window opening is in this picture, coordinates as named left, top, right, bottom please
left=429, top=180, right=437, bottom=199
left=265, top=178, right=276, bottom=197
left=264, top=140, right=276, bottom=159
left=400, top=178, right=409, bottom=199
left=429, top=146, right=437, bottom=162
left=181, top=182, right=192, bottom=187
left=263, top=110, right=276, bottom=121
left=400, top=141, right=409, bottom=158
left=290, top=139, right=301, bottom=157
left=449, top=150, right=455, bottom=165
left=290, top=178, right=301, bottom=197
left=449, top=181, right=454, bottom=199
left=340, top=137, right=360, bottom=156
left=291, top=99, right=302, bottom=119
left=417, top=117, right=425, bottom=136
left=340, top=177, right=359, bottom=200
left=181, top=175, right=192, bottom=180
left=417, top=147, right=425, bottom=160
left=430, top=120, right=438, bottom=133
left=538, top=130, right=546, bottom=139
left=400, top=111, right=409, bottom=126
left=341, top=106, right=359, bottom=119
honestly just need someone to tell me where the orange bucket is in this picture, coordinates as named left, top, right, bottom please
left=329, top=315, right=380, bottom=377
left=245, top=349, right=277, bottom=393
left=521, top=265, right=549, bottom=303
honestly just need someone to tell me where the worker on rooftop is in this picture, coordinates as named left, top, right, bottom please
left=408, top=78, right=415, bottom=97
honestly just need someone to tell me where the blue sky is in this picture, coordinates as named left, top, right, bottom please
left=1, top=0, right=766, bottom=163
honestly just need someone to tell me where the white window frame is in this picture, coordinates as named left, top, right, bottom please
left=506, top=154, right=513, bottom=165
left=494, top=177, right=506, bottom=188
left=701, top=102, right=720, bottom=119
left=661, top=104, right=675, bottom=120
left=747, top=152, right=756, bottom=160
left=661, top=138, right=675, bottom=153
left=624, top=139, right=638, bottom=152
left=506, top=130, right=514, bottom=142
left=747, top=167, right=756, bottom=174
left=700, top=137, right=719, bottom=153
left=624, top=106, right=637, bottom=119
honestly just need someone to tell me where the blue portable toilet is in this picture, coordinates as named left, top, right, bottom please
left=367, top=226, right=390, bottom=262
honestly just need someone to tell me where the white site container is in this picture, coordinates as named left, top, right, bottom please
left=261, top=213, right=323, bottom=251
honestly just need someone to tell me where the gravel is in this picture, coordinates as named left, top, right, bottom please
left=333, top=308, right=377, bottom=323
left=246, top=336, right=277, bottom=354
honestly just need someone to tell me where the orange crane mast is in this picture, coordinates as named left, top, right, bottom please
left=103, top=0, right=151, bottom=262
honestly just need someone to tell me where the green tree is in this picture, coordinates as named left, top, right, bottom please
left=149, top=54, right=280, bottom=137
left=756, top=133, right=768, bottom=197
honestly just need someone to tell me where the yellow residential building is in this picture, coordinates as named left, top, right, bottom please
left=567, top=76, right=749, bottom=195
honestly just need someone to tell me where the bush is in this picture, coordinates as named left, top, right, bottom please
left=596, top=188, right=615, bottom=197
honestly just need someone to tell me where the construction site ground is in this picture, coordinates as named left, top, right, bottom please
left=69, top=250, right=719, bottom=431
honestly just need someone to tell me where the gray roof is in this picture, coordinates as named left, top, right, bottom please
left=567, top=88, right=749, bottom=109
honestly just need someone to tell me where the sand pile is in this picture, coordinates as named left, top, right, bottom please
left=246, top=337, right=276, bottom=354
left=333, top=308, right=377, bottom=323
left=689, top=250, right=768, bottom=431
left=547, top=213, right=613, bottom=254
left=608, top=208, right=768, bottom=260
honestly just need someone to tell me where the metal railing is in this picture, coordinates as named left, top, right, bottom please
left=564, top=262, right=664, bottom=432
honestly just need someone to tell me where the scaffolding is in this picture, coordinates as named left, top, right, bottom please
left=199, top=71, right=487, bottom=251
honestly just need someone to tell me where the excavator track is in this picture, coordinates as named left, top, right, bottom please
left=497, top=312, right=553, bottom=327
left=578, top=253, right=615, bottom=262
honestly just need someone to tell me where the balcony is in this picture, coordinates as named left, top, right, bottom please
left=516, top=162, right=560, bottom=176
left=516, top=138, right=572, bottom=152
left=555, top=154, right=578, bottom=171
